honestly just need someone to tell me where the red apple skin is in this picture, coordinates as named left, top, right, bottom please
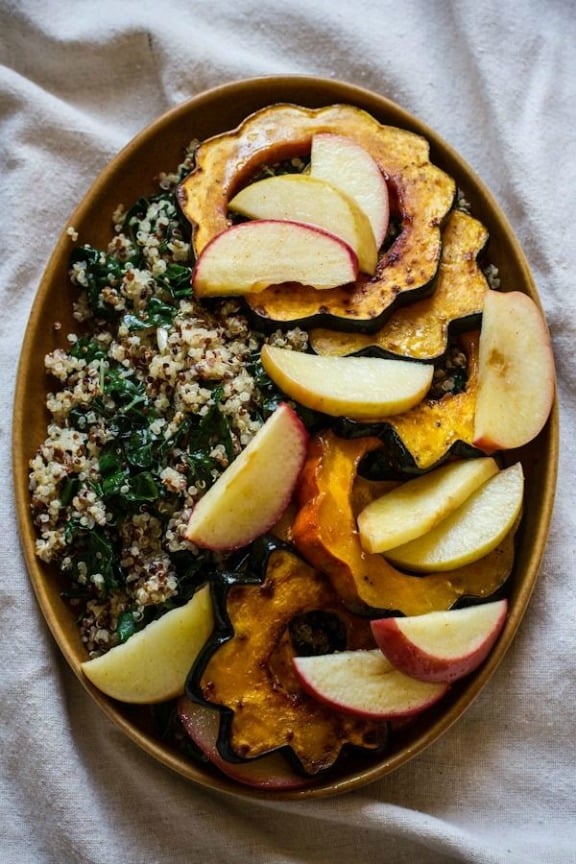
left=310, top=132, right=390, bottom=248
left=192, top=219, right=359, bottom=296
left=185, top=403, right=309, bottom=552
left=370, top=599, right=508, bottom=684
left=293, top=651, right=449, bottom=719
left=177, top=698, right=314, bottom=790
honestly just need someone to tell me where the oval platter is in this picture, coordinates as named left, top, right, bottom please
left=13, top=75, right=558, bottom=799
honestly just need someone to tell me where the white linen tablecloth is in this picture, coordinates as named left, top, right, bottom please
left=1, top=1, right=575, bottom=862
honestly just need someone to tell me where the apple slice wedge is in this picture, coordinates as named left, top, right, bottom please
left=228, top=174, right=378, bottom=274
left=357, top=457, right=499, bottom=554
left=310, top=132, right=389, bottom=248
left=177, top=698, right=314, bottom=790
left=473, top=290, right=555, bottom=452
left=184, top=403, right=308, bottom=551
left=383, top=462, right=524, bottom=572
left=371, top=599, right=508, bottom=683
left=293, top=650, right=449, bottom=719
left=261, top=345, right=433, bottom=421
left=192, top=220, right=358, bottom=298
left=81, top=585, right=213, bottom=704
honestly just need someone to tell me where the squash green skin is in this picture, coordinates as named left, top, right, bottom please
left=177, top=103, right=456, bottom=332
left=185, top=537, right=389, bottom=776
left=309, top=210, right=490, bottom=360
left=335, top=331, right=483, bottom=474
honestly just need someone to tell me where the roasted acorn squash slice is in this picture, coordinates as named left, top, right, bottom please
left=309, top=210, right=489, bottom=360
left=335, top=330, right=481, bottom=474
left=186, top=539, right=388, bottom=776
left=177, top=103, right=456, bottom=331
left=291, top=432, right=515, bottom=614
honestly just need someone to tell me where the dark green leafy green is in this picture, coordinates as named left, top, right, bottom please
left=68, top=336, right=108, bottom=363
left=59, top=476, right=80, bottom=507
left=117, top=610, right=143, bottom=643
left=185, top=386, right=235, bottom=489
left=155, top=263, right=193, bottom=300
left=64, top=526, right=121, bottom=595
left=122, top=296, right=179, bottom=331
left=123, top=427, right=155, bottom=469
left=69, top=246, right=128, bottom=320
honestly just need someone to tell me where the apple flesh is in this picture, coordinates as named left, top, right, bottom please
left=383, top=462, right=524, bottom=572
left=473, top=290, right=555, bottom=452
left=177, top=698, right=314, bottom=790
left=260, top=345, right=433, bottom=421
left=228, top=174, right=378, bottom=274
left=184, top=403, right=308, bottom=551
left=293, top=650, right=449, bottom=719
left=81, top=585, right=213, bottom=704
left=192, top=219, right=358, bottom=297
left=358, top=457, right=499, bottom=554
left=371, top=599, right=508, bottom=683
left=310, top=132, right=389, bottom=248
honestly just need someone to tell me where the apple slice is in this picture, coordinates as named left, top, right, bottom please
left=293, top=650, right=449, bottom=719
left=383, top=462, right=524, bottom=572
left=310, top=132, right=389, bottom=247
left=177, top=698, right=314, bottom=790
left=192, top=220, right=358, bottom=298
left=357, top=457, right=499, bottom=553
left=81, top=585, right=213, bottom=704
left=228, top=174, right=378, bottom=274
left=473, top=290, right=555, bottom=452
left=260, top=345, right=433, bottom=421
left=184, top=403, right=308, bottom=551
left=371, top=599, right=508, bottom=683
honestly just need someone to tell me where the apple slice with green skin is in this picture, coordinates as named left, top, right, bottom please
left=310, top=132, right=389, bottom=248
left=81, top=585, right=213, bottom=704
left=383, top=462, right=524, bottom=572
left=177, top=698, right=314, bottom=790
left=371, top=599, right=508, bottom=683
left=293, top=650, right=449, bottom=719
left=261, top=345, right=434, bottom=421
left=357, top=456, right=500, bottom=554
left=228, top=174, right=378, bottom=274
left=192, top=219, right=358, bottom=298
left=184, top=403, right=308, bottom=551
left=473, top=290, right=555, bottom=452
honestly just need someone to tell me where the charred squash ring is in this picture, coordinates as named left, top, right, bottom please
left=177, top=103, right=456, bottom=331
left=310, top=210, right=490, bottom=361
left=335, top=330, right=482, bottom=473
left=185, top=538, right=388, bottom=776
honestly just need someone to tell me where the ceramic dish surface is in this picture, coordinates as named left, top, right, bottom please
left=14, top=75, right=558, bottom=799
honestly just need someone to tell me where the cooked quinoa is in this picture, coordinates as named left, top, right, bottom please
left=29, top=144, right=309, bottom=657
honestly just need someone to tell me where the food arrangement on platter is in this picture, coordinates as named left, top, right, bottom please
left=25, top=98, right=555, bottom=792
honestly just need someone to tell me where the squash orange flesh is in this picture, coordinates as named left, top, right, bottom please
left=384, top=330, right=480, bottom=471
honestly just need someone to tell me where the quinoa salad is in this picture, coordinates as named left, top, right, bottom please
left=28, top=144, right=484, bottom=661
left=28, top=144, right=314, bottom=657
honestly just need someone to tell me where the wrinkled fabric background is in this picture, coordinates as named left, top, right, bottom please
left=1, top=2, right=575, bottom=862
